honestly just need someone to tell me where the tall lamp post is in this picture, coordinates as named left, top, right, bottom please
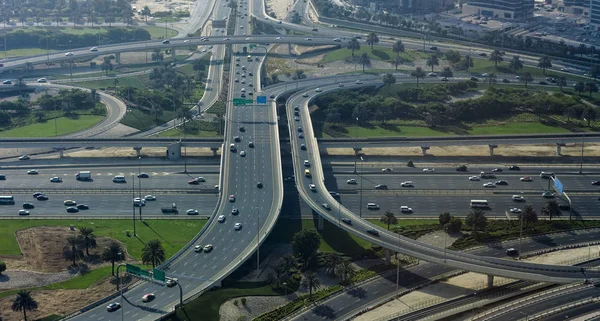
left=138, top=156, right=143, bottom=221
left=255, top=207, right=260, bottom=277
left=359, top=156, right=364, bottom=218
left=580, top=118, right=587, bottom=174
left=131, top=174, right=136, bottom=236
left=354, top=117, right=359, bottom=174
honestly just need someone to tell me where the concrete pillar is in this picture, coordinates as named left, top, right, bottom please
left=171, top=48, right=176, bottom=60
left=133, top=147, right=142, bottom=157
left=58, top=149, right=64, bottom=158
left=288, top=43, right=293, bottom=55
left=385, top=249, right=391, bottom=265
left=487, top=275, right=494, bottom=288
left=167, top=142, right=182, bottom=160
left=317, top=215, right=324, bottom=230
left=115, top=52, right=121, bottom=64
left=488, top=144, right=497, bottom=156
left=211, top=147, right=219, bottom=156
left=556, top=143, right=565, bottom=156
left=353, top=147, right=362, bottom=156
left=421, top=146, right=430, bottom=156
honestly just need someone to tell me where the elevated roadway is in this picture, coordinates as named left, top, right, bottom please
left=286, top=78, right=600, bottom=284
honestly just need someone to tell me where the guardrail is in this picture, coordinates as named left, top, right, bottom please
left=0, top=188, right=218, bottom=194
left=0, top=215, right=209, bottom=220
left=529, top=297, right=599, bottom=321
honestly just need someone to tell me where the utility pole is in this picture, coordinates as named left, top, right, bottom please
left=518, top=209, right=523, bottom=259
left=131, top=174, right=136, bottom=236
left=256, top=207, right=260, bottom=277
left=138, top=156, right=143, bottom=221
left=359, top=156, right=364, bottom=218
left=354, top=117, right=358, bottom=174
left=580, top=118, right=587, bottom=174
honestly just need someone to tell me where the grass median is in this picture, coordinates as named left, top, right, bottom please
left=0, top=115, right=104, bottom=138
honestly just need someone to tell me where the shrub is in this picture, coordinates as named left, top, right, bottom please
left=0, top=261, right=5, bottom=275
left=407, top=160, right=414, bottom=167
left=241, top=297, right=247, bottom=305
left=233, top=299, right=238, bottom=306
left=439, top=212, right=451, bottom=226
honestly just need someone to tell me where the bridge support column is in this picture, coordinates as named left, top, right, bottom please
left=317, top=215, right=324, bottom=231
left=288, top=43, right=293, bottom=55
left=488, top=144, right=497, bottom=156
left=421, top=146, right=430, bottom=156
left=487, top=275, right=494, bottom=289
left=211, top=147, right=219, bottom=156
left=171, top=48, right=176, bottom=60
left=167, top=142, right=182, bottom=160
left=115, top=52, right=121, bottom=64
left=56, top=148, right=65, bottom=158
left=133, top=147, right=142, bottom=157
left=385, top=249, right=391, bottom=265
left=556, top=143, right=565, bottom=156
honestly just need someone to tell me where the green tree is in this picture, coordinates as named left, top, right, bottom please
left=293, top=69, right=306, bottom=80
left=445, top=217, right=462, bottom=233
left=509, top=56, right=524, bottom=73
left=487, top=73, right=497, bottom=86
left=142, top=239, right=166, bottom=268
left=383, top=73, right=396, bottom=87
left=590, top=65, right=600, bottom=80
left=102, top=241, right=124, bottom=276
left=439, top=212, right=451, bottom=226
left=520, top=205, right=538, bottom=224
left=291, top=229, right=321, bottom=268
left=101, top=57, right=113, bottom=76
left=520, top=72, right=533, bottom=88
left=11, top=290, right=38, bottom=321
left=151, top=49, right=164, bottom=62
left=440, top=67, right=453, bottom=78
left=78, top=227, right=97, bottom=257
left=465, top=209, right=487, bottom=233
left=336, top=259, right=355, bottom=281
left=0, top=260, right=5, bottom=275
left=393, top=56, right=404, bottom=71
left=582, top=107, right=597, bottom=127
left=426, top=55, right=439, bottom=72
left=410, top=67, right=426, bottom=88
left=141, top=5, right=151, bottom=22
left=300, top=271, right=321, bottom=301
left=359, top=52, right=371, bottom=73
left=324, top=252, right=341, bottom=276
left=269, top=265, right=289, bottom=289
left=542, top=200, right=562, bottom=221
left=557, top=77, right=567, bottom=92
left=380, top=211, right=398, bottom=230
left=537, top=56, right=552, bottom=75
left=63, top=235, right=84, bottom=266
left=462, top=55, right=473, bottom=72
left=346, top=38, right=360, bottom=57
left=444, top=50, right=461, bottom=64
left=366, top=32, right=379, bottom=49
left=574, top=81, right=585, bottom=96
left=585, top=81, right=598, bottom=97
left=392, top=40, right=405, bottom=56
left=489, top=49, right=504, bottom=68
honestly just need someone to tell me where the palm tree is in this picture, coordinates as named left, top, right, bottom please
left=462, top=55, right=473, bottom=73
left=142, top=239, right=166, bottom=268
left=101, top=57, right=113, bottom=76
left=11, top=290, right=38, bottom=321
left=78, top=227, right=97, bottom=257
left=301, top=271, right=321, bottom=301
left=393, top=56, right=403, bottom=71
left=487, top=73, right=497, bottom=86
left=346, top=38, right=360, bottom=57
left=426, top=55, right=439, bottom=73
left=440, top=67, right=453, bottom=78
left=63, top=236, right=84, bottom=266
left=90, top=88, right=100, bottom=103
left=269, top=265, right=288, bottom=289
left=538, top=56, right=552, bottom=75
left=465, top=209, right=487, bottom=233
left=392, top=40, right=405, bottom=56
left=489, top=49, right=504, bottom=68
left=366, top=32, right=379, bottom=49
left=324, top=253, right=341, bottom=276
left=359, top=52, right=371, bottom=73
left=177, top=107, right=192, bottom=132
left=380, top=211, right=398, bottom=230
left=102, top=241, right=124, bottom=276
left=336, top=259, right=356, bottom=281
left=585, top=81, right=598, bottom=97
left=574, top=81, right=585, bottom=96
left=557, top=77, right=567, bottom=92
left=520, top=72, right=532, bottom=88
left=509, top=56, right=524, bottom=73
left=542, top=200, right=562, bottom=221
left=383, top=73, right=396, bottom=87
left=411, top=67, right=426, bottom=88
left=278, top=255, right=296, bottom=272
left=151, top=49, right=164, bottom=62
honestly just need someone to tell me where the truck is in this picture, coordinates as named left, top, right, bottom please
left=75, top=171, right=92, bottom=181
left=161, top=203, right=178, bottom=214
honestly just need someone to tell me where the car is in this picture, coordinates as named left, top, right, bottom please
left=234, top=136, right=241, bottom=142
left=508, top=166, right=520, bottom=170
left=375, top=184, right=388, bottom=190
left=381, top=168, right=393, bottom=172
left=367, top=203, right=380, bottom=210
left=492, top=168, right=503, bottom=172
left=542, top=191, right=555, bottom=198
left=36, top=195, right=49, bottom=201
left=65, top=52, right=74, bottom=56
left=322, top=203, right=331, bottom=210
left=347, top=179, right=357, bottom=184
left=162, top=40, right=170, bottom=44
left=194, top=245, right=203, bottom=252
left=469, top=176, right=480, bottom=181
left=509, top=208, right=522, bottom=213
left=400, top=206, right=413, bottom=213
left=506, top=248, right=519, bottom=256
left=188, top=179, right=200, bottom=185
left=479, top=52, right=487, bottom=57
left=270, top=94, right=276, bottom=98
left=64, top=200, right=77, bottom=206
left=309, top=184, right=316, bottom=191
left=502, top=79, right=510, bottom=83
left=90, top=47, right=98, bottom=51
left=240, top=93, right=246, bottom=97
left=234, top=223, right=242, bottom=230
left=235, top=78, right=239, bottom=82
left=483, top=182, right=495, bottom=188
left=329, top=191, right=340, bottom=198
left=257, top=181, right=263, bottom=188
left=401, top=181, right=414, bottom=187
left=76, top=204, right=89, bottom=210
left=203, top=244, right=213, bottom=252
left=294, top=116, right=300, bottom=121
left=106, top=303, right=121, bottom=312
left=187, top=209, right=199, bottom=215
left=239, top=126, right=245, bottom=132
left=304, top=160, right=310, bottom=167
left=558, top=204, right=570, bottom=210
left=137, top=173, right=150, bottom=178
left=229, top=195, right=236, bottom=202
left=520, top=176, right=533, bottom=182
left=355, top=80, right=363, bottom=84
left=495, top=180, right=508, bottom=185
left=66, top=207, right=79, bottom=213
left=37, top=78, right=47, bottom=83
left=18, top=209, right=30, bottom=216
left=184, top=39, right=190, bottom=43
left=430, top=46, right=438, bottom=50
left=166, top=278, right=178, bottom=287
left=27, top=169, right=38, bottom=175
left=592, top=181, right=600, bottom=185
left=299, top=133, right=304, bottom=138
left=512, top=195, right=525, bottom=201
left=23, top=203, right=34, bottom=209
left=240, top=151, right=246, bottom=157
left=300, top=144, right=306, bottom=150
left=298, top=127, right=303, bottom=133
left=248, top=142, right=254, bottom=148
left=333, top=37, right=342, bottom=42
left=539, top=81, right=548, bottom=85
left=470, top=77, right=479, bottom=81
left=422, top=168, right=435, bottom=172
left=428, top=72, right=437, bottom=77
left=305, top=38, right=313, bottom=41
left=338, top=83, right=345, bottom=87
left=302, top=93, right=308, bottom=97
left=315, top=88, right=322, bottom=92
left=18, top=155, right=29, bottom=160
left=50, top=177, right=62, bottom=182
left=223, top=37, right=230, bottom=41
left=33, top=192, right=44, bottom=198
left=367, top=229, right=380, bottom=236
left=218, top=215, right=226, bottom=223
left=341, top=218, right=352, bottom=225
left=441, top=77, right=448, bottom=81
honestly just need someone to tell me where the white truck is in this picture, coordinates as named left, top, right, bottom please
left=75, top=171, right=92, bottom=181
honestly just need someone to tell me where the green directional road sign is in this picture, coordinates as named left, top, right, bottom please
left=249, top=44, right=257, bottom=49
left=233, top=98, right=254, bottom=106
left=126, top=264, right=151, bottom=281
left=153, top=268, right=165, bottom=282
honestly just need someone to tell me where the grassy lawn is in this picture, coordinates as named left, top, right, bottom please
left=75, top=76, right=147, bottom=89
left=321, top=46, right=415, bottom=64
left=143, top=26, right=179, bottom=39
left=157, top=127, right=220, bottom=137
left=121, top=108, right=178, bottom=130
left=469, top=59, right=588, bottom=83
left=468, top=121, right=571, bottom=135
left=320, top=124, right=455, bottom=138
left=0, top=115, right=104, bottom=137
left=3, top=48, right=54, bottom=58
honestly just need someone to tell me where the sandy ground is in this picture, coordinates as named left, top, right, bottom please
left=354, top=246, right=599, bottom=321
left=132, top=0, right=193, bottom=20
left=265, top=0, right=295, bottom=20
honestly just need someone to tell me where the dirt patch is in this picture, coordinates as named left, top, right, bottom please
left=1, top=226, right=133, bottom=273
left=0, top=277, right=119, bottom=321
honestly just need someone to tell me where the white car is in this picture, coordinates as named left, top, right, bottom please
left=322, top=203, right=331, bottom=210
left=144, top=195, right=156, bottom=201
left=37, top=78, right=47, bottom=83
left=468, top=176, right=480, bottom=181
left=422, top=168, right=435, bottom=172
left=276, top=36, right=283, bottom=40
left=240, top=151, right=246, bottom=157
left=302, top=93, right=308, bottom=97
left=309, top=184, right=316, bottom=191
left=50, top=177, right=62, bottom=182
left=90, top=47, right=98, bottom=51
left=304, top=160, right=310, bottom=167
left=401, top=181, right=414, bottom=187
left=18, top=209, right=30, bottom=216
left=305, top=38, right=313, bottom=41
left=483, top=182, right=495, bottom=188
left=183, top=39, right=190, bottom=43
left=333, top=37, right=341, bottom=42
left=428, top=72, right=437, bottom=77
left=339, top=83, right=345, bottom=87
left=223, top=37, right=230, bottom=40
left=194, top=245, right=202, bottom=252
left=315, top=88, right=322, bottom=92
left=400, top=206, right=412, bottom=213
left=218, top=215, right=226, bottom=223
left=18, top=155, right=30, bottom=160
left=65, top=52, right=74, bottom=56
left=509, top=208, right=522, bottom=213
left=381, top=168, right=393, bottom=172
left=347, top=179, right=357, bottom=184
left=245, top=37, right=252, bottom=40
left=186, top=209, right=199, bottom=215
left=355, top=80, right=363, bottom=84
left=512, top=195, right=525, bottom=201
left=27, top=169, right=38, bottom=175
left=195, top=177, right=206, bottom=182
left=234, top=223, right=242, bottom=230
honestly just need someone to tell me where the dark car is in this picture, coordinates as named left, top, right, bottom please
left=470, top=77, right=479, bottom=81
left=137, top=173, right=150, bottom=178
left=232, top=208, right=239, bottom=215
left=592, top=181, right=600, bottom=185
left=366, top=229, right=380, bottom=236
left=239, top=126, right=245, bottom=132
left=502, top=79, right=510, bottom=83
left=341, top=218, right=352, bottom=225
left=429, top=46, right=438, bottom=50
left=300, top=144, right=306, bottom=150
left=66, top=207, right=79, bottom=213
left=77, top=204, right=89, bottom=210
left=492, top=168, right=503, bottom=172
left=329, top=191, right=340, bottom=198
left=257, top=181, right=263, bottom=188
left=479, top=52, right=487, bottom=56
left=558, top=204, right=570, bottom=210
left=375, top=184, right=388, bottom=190
left=248, top=142, right=254, bottom=148
left=36, top=195, right=49, bottom=201
left=23, top=203, right=35, bottom=209
left=32, top=192, right=44, bottom=198
left=506, top=248, right=518, bottom=256
left=299, top=133, right=304, bottom=139
left=234, top=136, right=241, bottom=142
left=269, top=94, right=275, bottom=98
left=508, top=166, right=520, bottom=170
left=539, top=81, right=548, bottom=85
left=298, top=127, right=303, bottom=133
left=495, top=180, right=508, bottom=185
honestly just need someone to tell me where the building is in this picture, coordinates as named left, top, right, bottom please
left=393, top=0, right=454, bottom=13
left=591, top=0, right=600, bottom=27
left=462, top=0, right=535, bottom=19
left=560, top=0, right=590, bottom=15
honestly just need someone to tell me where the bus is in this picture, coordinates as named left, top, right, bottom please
left=470, top=200, right=488, bottom=208
left=0, top=196, right=15, bottom=205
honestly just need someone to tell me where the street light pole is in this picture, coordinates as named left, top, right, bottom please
left=138, top=156, right=143, bottom=221
left=359, top=156, right=364, bottom=218
left=131, top=174, right=136, bottom=236
left=256, top=207, right=260, bottom=277
left=354, top=117, right=358, bottom=174
left=518, top=208, right=523, bottom=259
left=580, top=118, right=587, bottom=174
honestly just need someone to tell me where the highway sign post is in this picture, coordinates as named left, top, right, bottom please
left=233, top=98, right=254, bottom=106
left=256, top=96, right=267, bottom=105
left=125, top=264, right=166, bottom=285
